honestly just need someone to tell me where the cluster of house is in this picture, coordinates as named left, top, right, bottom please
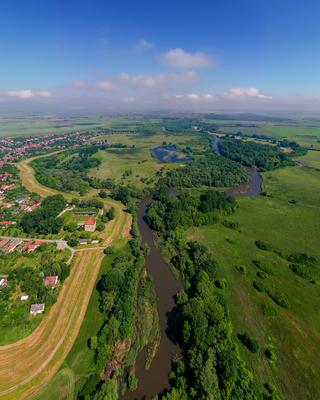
left=0, top=238, right=42, bottom=254
left=0, top=197, right=41, bottom=227
left=0, top=267, right=59, bottom=317
left=0, top=130, right=97, bottom=170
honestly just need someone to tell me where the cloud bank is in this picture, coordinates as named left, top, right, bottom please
left=7, top=89, right=52, bottom=99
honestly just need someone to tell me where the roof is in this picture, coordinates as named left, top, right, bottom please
left=85, top=216, right=96, bottom=225
left=30, top=303, right=45, bottom=313
left=44, top=276, right=58, bottom=287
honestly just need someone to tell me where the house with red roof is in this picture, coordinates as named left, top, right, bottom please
left=84, top=216, right=96, bottom=232
left=5, top=239, right=22, bottom=253
left=23, top=240, right=40, bottom=253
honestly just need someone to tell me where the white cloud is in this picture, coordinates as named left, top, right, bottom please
left=133, top=39, right=154, bottom=51
left=95, top=80, right=115, bottom=90
left=225, top=87, right=272, bottom=100
left=162, top=48, right=212, bottom=68
left=7, top=89, right=52, bottom=99
left=171, top=93, right=217, bottom=102
left=119, top=70, right=199, bottom=89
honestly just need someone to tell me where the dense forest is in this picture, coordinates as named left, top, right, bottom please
left=218, top=139, right=295, bottom=170
left=159, top=155, right=249, bottom=188
left=146, top=189, right=237, bottom=232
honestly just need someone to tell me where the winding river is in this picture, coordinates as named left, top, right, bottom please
left=126, top=199, right=183, bottom=400
left=128, top=136, right=262, bottom=399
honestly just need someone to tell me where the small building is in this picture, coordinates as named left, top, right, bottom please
left=0, top=277, right=8, bottom=289
left=44, top=275, right=58, bottom=288
left=91, top=240, right=99, bottom=244
left=5, top=239, right=22, bottom=253
left=79, top=238, right=88, bottom=245
left=23, top=240, right=40, bottom=253
left=30, top=303, right=45, bottom=316
left=20, top=294, right=29, bottom=301
left=84, top=216, right=96, bottom=232
left=56, top=241, right=67, bottom=250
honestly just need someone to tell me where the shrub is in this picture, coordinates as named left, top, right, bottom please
left=257, top=271, right=268, bottom=279
left=287, top=252, right=316, bottom=266
left=215, top=279, right=227, bottom=289
left=238, top=332, right=260, bottom=353
left=222, top=220, right=240, bottom=230
left=289, top=263, right=312, bottom=280
left=236, top=265, right=246, bottom=273
left=104, top=246, right=115, bottom=255
left=268, top=291, right=289, bottom=308
left=253, top=260, right=274, bottom=275
left=264, top=345, right=277, bottom=362
left=255, top=240, right=271, bottom=251
left=253, top=280, right=268, bottom=293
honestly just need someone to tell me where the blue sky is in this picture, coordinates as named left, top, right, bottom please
left=1, top=0, right=320, bottom=111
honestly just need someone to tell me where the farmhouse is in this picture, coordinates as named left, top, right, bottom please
left=30, top=303, right=45, bottom=316
left=84, top=216, right=96, bottom=232
left=44, top=275, right=58, bottom=288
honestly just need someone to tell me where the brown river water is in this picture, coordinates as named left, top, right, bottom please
left=126, top=136, right=262, bottom=399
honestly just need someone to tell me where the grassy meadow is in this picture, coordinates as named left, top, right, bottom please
left=88, top=133, right=205, bottom=189
left=187, top=153, right=320, bottom=400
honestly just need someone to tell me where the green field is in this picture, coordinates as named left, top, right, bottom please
left=89, top=133, right=205, bottom=189
left=187, top=153, right=320, bottom=400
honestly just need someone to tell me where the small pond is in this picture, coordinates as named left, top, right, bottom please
left=151, top=145, right=192, bottom=163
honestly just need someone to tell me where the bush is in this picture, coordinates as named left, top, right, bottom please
left=268, top=291, right=289, bottom=308
left=236, top=265, right=246, bottom=273
left=215, top=279, right=227, bottom=289
left=253, top=280, right=268, bottom=293
left=253, top=260, right=274, bottom=275
left=238, top=332, right=260, bottom=353
left=222, top=220, right=240, bottom=230
left=289, top=263, right=312, bottom=280
left=104, top=246, right=115, bottom=255
left=257, top=271, right=268, bottom=279
left=264, top=345, right=277, bottom=362
left=255, top=240, right=271, bottom=251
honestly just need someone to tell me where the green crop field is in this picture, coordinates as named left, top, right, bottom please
left=187, top=157, right=320, bottom=400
